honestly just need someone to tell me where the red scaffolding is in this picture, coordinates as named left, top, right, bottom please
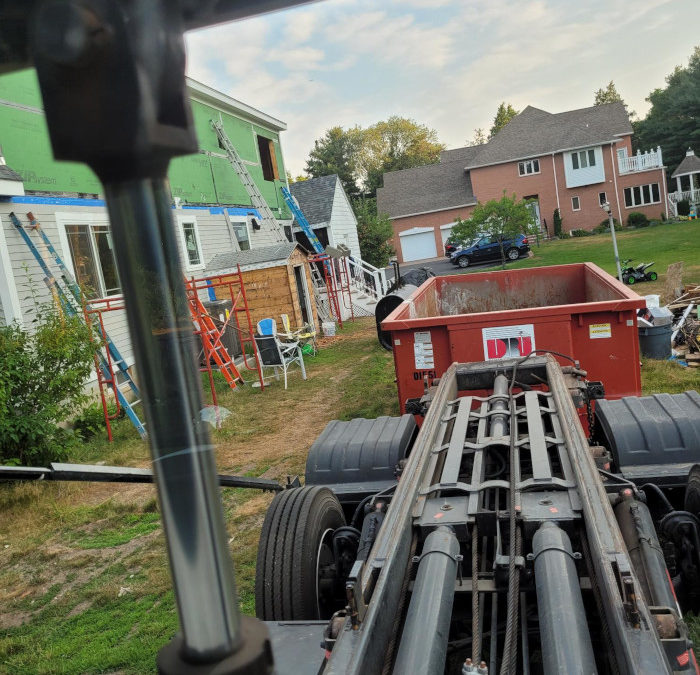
left=308, top=252, right=354, bottom=328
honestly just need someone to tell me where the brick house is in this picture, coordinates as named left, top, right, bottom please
left=377, top=102, right=668, bottom=263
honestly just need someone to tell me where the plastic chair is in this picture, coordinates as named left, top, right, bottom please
left=280, top=313, right=317, bottom=355
left=254, top=333, right=307, bottom=389
left=257, top=318, right=277, bottom=337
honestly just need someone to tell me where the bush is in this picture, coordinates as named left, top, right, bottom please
left=0, top=312, right=94, bottom=465
left=661, top=212, right=667, bottom=221
left=627, top=211, right=649, bottom=228
left=593, top=217, right=618, bottom=234
left=73, top=401, right=120, bottom=441
left=570, top=228, right=592, bottom=237
left=677, top=199, right=690, bottom=216
left=553, top=208, right=563, bottom=237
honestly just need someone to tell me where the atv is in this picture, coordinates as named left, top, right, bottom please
left=621, top=258, right=658, bottom=285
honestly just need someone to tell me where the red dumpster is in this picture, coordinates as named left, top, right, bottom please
left=381, top=263, right=646, bottom=421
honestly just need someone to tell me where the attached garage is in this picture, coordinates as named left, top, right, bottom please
left=399, top=226, right=437, bottom=262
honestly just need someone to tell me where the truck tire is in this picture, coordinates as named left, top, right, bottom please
left=255, top=486, right=346, bottom=621
left=457, top=256, right=470, bottom=268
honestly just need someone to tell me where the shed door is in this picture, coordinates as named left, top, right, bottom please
left=400, top=228, right=437, bottom=262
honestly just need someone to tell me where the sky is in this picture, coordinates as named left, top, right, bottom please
left=185, top=0, right=700, bottom=177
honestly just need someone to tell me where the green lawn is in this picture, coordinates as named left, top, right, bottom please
left=461, top=220, right=700, bottom=298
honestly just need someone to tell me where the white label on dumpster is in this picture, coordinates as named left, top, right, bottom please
left=482, top=324, right=535, bottom=360
left=589, top=323, right=612, bottom=339
left=414, top=331, right=434, bottom=368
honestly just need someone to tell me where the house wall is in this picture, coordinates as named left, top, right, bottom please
left=0, top=69, right=291, bottom=220
left=329, top=181, right=361, bottom=259
left=390, top=205, right=476, bottom=263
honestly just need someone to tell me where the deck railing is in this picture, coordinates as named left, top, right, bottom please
left=617, top=146, right=663, bottom=174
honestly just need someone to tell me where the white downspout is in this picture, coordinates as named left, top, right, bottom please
left=610, top=144, right=623, bottom=224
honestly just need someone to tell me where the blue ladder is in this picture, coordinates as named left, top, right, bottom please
left=281, top=186, right=324, bottom=254
left=9, top=212, right=147, bottom=439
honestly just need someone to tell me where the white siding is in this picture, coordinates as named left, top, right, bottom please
left=329, top=179, right=361, bottom=259
left=564, top=146, right=605, bottom=188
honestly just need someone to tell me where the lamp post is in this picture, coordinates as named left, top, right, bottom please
left=601, top=201, right=623, bottom=281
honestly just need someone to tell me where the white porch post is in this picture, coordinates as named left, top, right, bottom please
left=676, top=176, right=682, bottom=194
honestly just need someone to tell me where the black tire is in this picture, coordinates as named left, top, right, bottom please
left=506, top=247, right=520, bottom=261
left=647, top=271, right=658, bottom=281
left=685, top=465, right=700, bottom=516
left=256, top=486, right=346, bottom=621
left=622, top=274, right=630, bottom=285
left=457, top=256, right=470, bottom=268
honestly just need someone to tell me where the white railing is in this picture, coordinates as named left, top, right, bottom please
left=617, top=146, right=663, bottom=174
left=347, top=256, right=388, bottom=300
left=669, top=188, right=700, bottom=204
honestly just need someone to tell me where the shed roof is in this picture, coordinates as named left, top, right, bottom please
left=207, top=241, right=298, bottom=273
left=671, top=150, right=700, bottom=178
left=289, top=174, right=338, bottom=226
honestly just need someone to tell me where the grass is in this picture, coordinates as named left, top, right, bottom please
left=459, top=219, right=700, bottom=297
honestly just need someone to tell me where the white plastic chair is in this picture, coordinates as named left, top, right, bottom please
left=253, top=333, right=307, bottom=389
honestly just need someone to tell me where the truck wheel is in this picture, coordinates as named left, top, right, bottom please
left=457, top=256, right=470, bottom=268
left=506, top=247, right=520, bottom=260
left=256, top=486, right=346, bottom=621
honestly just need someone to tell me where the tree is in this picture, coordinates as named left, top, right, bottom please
left=357, top=116, right=445, bottom=196
left=594, top=81, right=624, bottom=106
left=304, top=126, right=362, bottom=198
left=354, top=197, right=395, bottom=268
left=467, top=128, right=487, bottom=146
left=450, top=193, right=537, bottom=269
left=489, top=103, right=518, bottom=139
left=553, top=208, right=563, bottom=237
left=286, top=170, right=309, bottom=184
left=633, top=46, right=700, bottom=176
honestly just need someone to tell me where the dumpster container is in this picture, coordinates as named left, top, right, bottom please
left=381, top=263, right=645, bottom=421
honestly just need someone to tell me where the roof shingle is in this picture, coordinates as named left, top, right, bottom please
left=288, top=174, right=338, bottom=226
left=207, top=242, right=298, bottom=272
left=671, top=150, right=700, bottom=178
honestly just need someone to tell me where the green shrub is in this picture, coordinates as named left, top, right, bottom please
left=661, top=212, right=667, bottom=221
left=553, top=208, right=563, bottom=237
left=627, top=211, right=649, bottom=228
left=594, top=217, right=620, bottom=234
left=677, top=199, right=690, bottom=216
left=73, top=401, right=120, bottom=440
left=0, top=311, right=94, bottom=465
left=570, top=228, right=591, bottom=237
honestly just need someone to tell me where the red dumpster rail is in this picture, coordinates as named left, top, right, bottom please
left=381, top=263, right=646, bottom=421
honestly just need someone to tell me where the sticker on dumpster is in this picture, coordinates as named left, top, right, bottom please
left=589, top=323, right=612, bottom=339
left=482, top=324, right=535, bottom=360
left=414, top=331, right=434, bottom=368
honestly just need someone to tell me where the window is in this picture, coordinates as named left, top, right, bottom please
left=623, top=182, right=661, bottom=208
left=598, top=192, right=607, bottom=206
left=571, top=149, right=596, bottom=170
left=518, top=159, right=540, bottom=176
left=257, top=135, right=280, bottom=182
left=65, top=223, right=121, bottom=299
left=231, top=219, right=251, bottom=251
left=571, top=196, right=581, bottom=211
left=177, top=218, right=204, bottom=270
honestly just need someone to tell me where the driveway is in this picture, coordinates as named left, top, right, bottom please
left=385, top=255, right=515, bottom=281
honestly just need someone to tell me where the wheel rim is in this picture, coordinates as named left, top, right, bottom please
left=458, top=258, right=468, bottom=268
left=628, top=276, right=635, bottom=284
left=315, top=528, right=336, bottom=618
left=508, top=249, right=518, bottom=260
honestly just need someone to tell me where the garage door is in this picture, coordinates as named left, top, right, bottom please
left=399, top=227, right=437, bottom=262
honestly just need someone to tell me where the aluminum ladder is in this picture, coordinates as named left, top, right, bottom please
left=9, top=211, right=147, bottom=438
left=210, top=119, right=288, bottom=244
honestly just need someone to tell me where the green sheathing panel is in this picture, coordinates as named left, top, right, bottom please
left=0, top=69, right=290, bottom=214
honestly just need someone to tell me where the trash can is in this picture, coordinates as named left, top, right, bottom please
left=201, top=299, right=241, bottom=358
left=638, top=324, right=672, bottom=359
left=380, top=263, right=646, bottom=422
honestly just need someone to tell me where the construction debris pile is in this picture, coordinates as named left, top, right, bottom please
left=670, top=284, right=700, bottom=367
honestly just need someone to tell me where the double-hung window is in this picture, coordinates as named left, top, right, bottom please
left=65, top=223, right=121, bottom=299
left=571, top=149, right=596, bottom=170
left=518, top=159, right=540, bottom=176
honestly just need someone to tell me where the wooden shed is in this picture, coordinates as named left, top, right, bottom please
left=207, top=242, right=318, bottom=334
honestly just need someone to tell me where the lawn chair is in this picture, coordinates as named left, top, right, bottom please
left=257, top=317, right=277, bottom=337
left=280, top=313, right=317, bottom=355
left=253, top=333, right=307, bottom=389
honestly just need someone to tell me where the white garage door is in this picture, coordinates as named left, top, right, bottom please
left=400, top=227, right=437, bottom=262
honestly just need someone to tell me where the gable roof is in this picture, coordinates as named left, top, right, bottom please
left=207, top=241, right=298, bottom=273
left=463, top=102, right=632, bottom=168
left=671, top=150, right=700, bottom=178
left=288, top=174, right=338, bottom=226
left=377, top=155, right=476, bottom=219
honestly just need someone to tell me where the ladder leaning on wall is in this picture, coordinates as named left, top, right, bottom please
left=9, top=211, right=147, bottom=440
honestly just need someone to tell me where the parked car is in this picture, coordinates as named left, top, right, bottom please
left=450, top=233, right=530, bottom=268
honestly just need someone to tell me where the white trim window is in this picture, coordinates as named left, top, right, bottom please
left=177, top=216, right=205, bottom=270
left=598, top=191, right=607, bottom=206
left=624, top=183, right=660, bottom=208
left=64, top=222, right=121, bottom=299
left=571, top=196, right=581, bottom=211
left=571, top=148, right=596, bottom=170
left=518, top=159, right=540, bottom=176
left=230, top=217, right=251, bottom=251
